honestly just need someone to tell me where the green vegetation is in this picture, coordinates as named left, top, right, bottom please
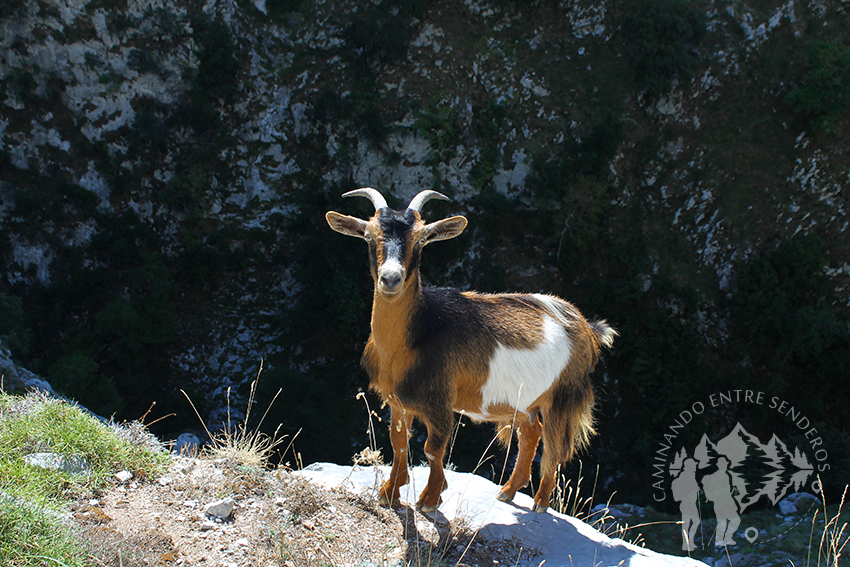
left=126, top=48, right=159, bottom=75
left=622, top=0, right=708, bottom=99
left=264, top=0, right=304, bottom=21
left=1, top=0, right=849, bottom=521
left=468, top=101, right=509, bottom=191
left=0, top=0, right=25, bottom=19
left=415, top=96, right=463, bottom=163
left=787, top=41, right=850, bottom=131
left=3, top=68, right=37, bottom=105
left=0, top=292, right=30, bottom=359
left=342, top=0, right=425, bottom=68
left=186, top=14, right=240, bottom=131
left=0, top=390, right=167, bottom=565
left=525, top=119, right=623, bottom=254
left=731, top=236, right=850, bottom=428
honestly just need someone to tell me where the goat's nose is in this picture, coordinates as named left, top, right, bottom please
left=380, top=272, right=402, bottom=288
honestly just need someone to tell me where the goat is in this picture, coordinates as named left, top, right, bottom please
left=326, top=188, right=616, bottom=513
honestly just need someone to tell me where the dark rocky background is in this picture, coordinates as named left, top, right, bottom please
left=1, top=0, right=848, bottom=509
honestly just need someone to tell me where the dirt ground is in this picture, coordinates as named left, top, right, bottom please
left=73, top=456, right=538, bottom=566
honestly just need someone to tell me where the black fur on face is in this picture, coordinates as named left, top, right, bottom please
left=376, top=208, right=420, bottom=282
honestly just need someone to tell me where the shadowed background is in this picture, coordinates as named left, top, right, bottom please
left=1, top=0, right=848, bottom=509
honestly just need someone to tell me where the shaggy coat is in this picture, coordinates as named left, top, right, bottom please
left=326, top=188, right=615, bottom=513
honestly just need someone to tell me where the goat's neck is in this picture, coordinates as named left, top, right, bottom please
left=370, top=277, right=420, bottom=354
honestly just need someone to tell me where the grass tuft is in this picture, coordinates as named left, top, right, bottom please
left=806, top=480, right=849, bottom=567
left=0, top=388, right=167, bottom=565
left=181, top=360, right=293, bottom=469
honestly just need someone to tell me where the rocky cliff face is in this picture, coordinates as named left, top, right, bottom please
left=2, top=0, right=848, bottom=499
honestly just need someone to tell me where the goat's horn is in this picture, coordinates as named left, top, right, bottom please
left=342, top=188, right=388, bottom=211
left=407, top=190, right=449, bottom=212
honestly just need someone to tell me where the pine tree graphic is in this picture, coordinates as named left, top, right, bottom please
left=671, top=423, right=813, bottom=513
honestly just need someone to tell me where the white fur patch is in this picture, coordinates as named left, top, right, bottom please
left=380, top=257, right=404, bottom=275
left=480, top=316, right=572, bottom=414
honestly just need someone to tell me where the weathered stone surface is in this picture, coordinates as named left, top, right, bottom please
left=204, top=497, right=236, bottom=519
left=24, top=452, right=90, bottom=474
left=114, top=470, right=134, bottom=483
left=173, top=433, right=200, bottom=456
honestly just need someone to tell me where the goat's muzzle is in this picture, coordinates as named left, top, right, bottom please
left=377, top=260, right=405, bottom=298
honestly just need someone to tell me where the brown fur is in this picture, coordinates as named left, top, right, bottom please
left=326, top=192, right=615, bottom=513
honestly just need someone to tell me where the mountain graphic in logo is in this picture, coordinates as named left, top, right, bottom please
left=669, top=422, right=813, bottom=513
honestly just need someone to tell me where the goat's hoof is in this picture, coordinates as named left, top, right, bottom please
left=496, top=491, right=514, bottom=503
left=533, top=504, right=548, bottom=514
left=416, top=497, right=442, bottom=513
left=378, top=494, right=398, bottom=508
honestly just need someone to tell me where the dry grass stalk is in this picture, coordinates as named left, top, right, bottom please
left=181, top=360, right=294, bottom=469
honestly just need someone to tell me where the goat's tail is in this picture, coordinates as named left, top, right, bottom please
left=527, top=294, right=617, bottom=351
left=590, top=319, right=617, bottom=349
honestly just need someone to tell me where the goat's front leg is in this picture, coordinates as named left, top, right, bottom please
left=417, top=410, right=453, bottom=513
left=379, top=398, right=411, bottom=507
left=378, top=398, right=410, bottom=506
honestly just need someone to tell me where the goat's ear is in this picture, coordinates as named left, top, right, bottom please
left=421, top=215, right=467, bottom=245
left=326, top=211, right=369, bottom=239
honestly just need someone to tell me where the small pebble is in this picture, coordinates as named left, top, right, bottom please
left=115, top=471, right=133, bottom=483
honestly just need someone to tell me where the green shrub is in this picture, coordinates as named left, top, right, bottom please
left=98, top=70, right=123, bottom=94
left=126, top=48, right=159, bottom=74
left=185, top=14, right=239, bottom=132
left=525, top=120, right=622, bottom=253
left=0, top=0, right=26, bottom=19
left=49, top=352, right=124, bottom=416
left=342, top=0, right=424, bottom=67
left=193, top=18, right=239, bottom=101
left=622, top=0, right=707, bottom=99
left=730, top=235, right=850, bottom=437
left=85, top=0, right=129, bottom=12
left=147, top=6, right=184, bottom=38
left=732, top=236, right=827, bottom=349
left=11, top=182, right=98, bottom=224
left=414, top=97, right=462, bottom=162
left=105, top=12, right=137, bottom=37
left=4, top=68, right=37, bottom=105
left=0, top=292, right=30, bottom=358
left=156, top=167, right=207, bottom=212
left=37, top=235, right=178, bottom=420
left=352, top=80, right=393, bottom=145
left=265, top=0, right=303, bottom=21
left=128, top=96, right=169, bottom=154
left=787, top=41, right=850, bottom=131
left=470, top=100, right=508, bottom=146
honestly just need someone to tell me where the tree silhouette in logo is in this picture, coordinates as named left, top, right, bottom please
left=669, top=423, right=814, bottom=548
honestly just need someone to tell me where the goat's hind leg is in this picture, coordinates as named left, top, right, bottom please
left=533, top=379, right=594, bottom=513
left=497, top=412, right=543, bottom=503
left=379, top=399, right=411, bottom=507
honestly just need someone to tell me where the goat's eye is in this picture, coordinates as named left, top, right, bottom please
left=364, top=233, right=374, bottom=242
left=418, top=238, right=427, bottom=247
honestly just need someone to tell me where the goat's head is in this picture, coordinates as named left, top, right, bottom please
left=326, top=188, right=467, bottom=301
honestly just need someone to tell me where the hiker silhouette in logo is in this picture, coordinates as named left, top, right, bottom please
left=702, top=456, right=741, bottom=546
left=671, top=457, right=701, bottom=551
